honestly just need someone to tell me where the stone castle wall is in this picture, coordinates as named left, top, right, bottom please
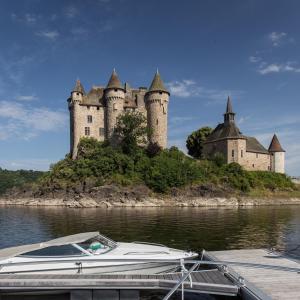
left=146, top=91, right=169, bottom=148
left=105, top=89, right=125, bottom=139
left=271, top=152, right=285, bottom=173
left=204, top=138, right=272, bottom=172
left=71, top=103, right=105, bottom=158
left=69, top=87, right=168, bottom=157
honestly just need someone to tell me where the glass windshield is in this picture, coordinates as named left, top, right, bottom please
left=78, top=234, right=117, bottom=255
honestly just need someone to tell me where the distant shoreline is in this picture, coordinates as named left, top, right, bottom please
left=1, top=196, right=300, bottom=208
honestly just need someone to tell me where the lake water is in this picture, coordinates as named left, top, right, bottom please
left=1, top=205, right=300, bottom=299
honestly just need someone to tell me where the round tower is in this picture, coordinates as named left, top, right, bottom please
left=69, top=79, right=85, bottom=159
left=268, top=134, right=285, bottom=173
left=104, top=70, right=125, bottom=139
left=145, top=70, right=170, bottom=149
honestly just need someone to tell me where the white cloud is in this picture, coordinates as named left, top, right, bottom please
left=36, top=30, right=59, bottom=41
left=249, top=56, right=261, bottom=63
left=166, top=80, right=196, bottom=98
left=16, top=95, right=38, bottom=101
left=258, top=62, right=300, bottom=75
left=0, top=101, right=67, bottom=141
left=166, top=79, right=243, bottom=102
left=268, top=31, right=287, bottom=47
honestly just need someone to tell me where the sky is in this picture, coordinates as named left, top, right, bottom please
left=0, top=0, right=299, bottom=175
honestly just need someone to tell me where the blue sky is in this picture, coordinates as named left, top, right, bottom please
left=0, top=0, right=299, bottom=175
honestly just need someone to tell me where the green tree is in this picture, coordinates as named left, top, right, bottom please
left=114, top=111, right=150, bottom=155
left=186, top=126, right=212, bottom=159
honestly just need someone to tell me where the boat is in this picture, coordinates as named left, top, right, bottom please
left=0, top=232, right=198, bottom=275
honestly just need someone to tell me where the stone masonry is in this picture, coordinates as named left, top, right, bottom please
left=203, top=97, right=285, bottom=173
left=68, top=70, right=170, bottom=158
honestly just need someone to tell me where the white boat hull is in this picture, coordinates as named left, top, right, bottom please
left=1, top=261, right=180, bottom=275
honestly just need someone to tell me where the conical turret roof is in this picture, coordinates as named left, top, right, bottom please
left=268, top=134, right=285, bottom=152
left=147, top=70, right=169, bottom=94
left=226, top=96, right=234, bottom=113
left=105, top=69, right=123, bottom=90
left=72, top=79, right=85, bottom=94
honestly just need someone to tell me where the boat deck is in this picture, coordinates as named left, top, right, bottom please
left=0, top=269, right=238, bottom=297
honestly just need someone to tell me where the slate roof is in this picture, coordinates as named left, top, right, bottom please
left=246, top=137, right=269, bottom=154
left=268, top=134, right=285, bottom=152
left=81, top=86, right=105, bottom=106
left=73, top=79, right=85, bottom=94
left=226, top=96, right=234, bottom=113
left=105, top=69, right=123, bottom=90
left=206, top=122, right=245, bottom=142
left=147, top=71, right=169, bottom=94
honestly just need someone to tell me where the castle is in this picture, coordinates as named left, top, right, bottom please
left=68, top=70, right=170, bottom=158
left=203, top=97, right=285, bottom=173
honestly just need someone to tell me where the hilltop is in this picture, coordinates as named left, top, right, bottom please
left=1, top=138, right=299, bottom=207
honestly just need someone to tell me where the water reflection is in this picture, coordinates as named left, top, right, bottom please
left=0, top=205, right=299, bottom=257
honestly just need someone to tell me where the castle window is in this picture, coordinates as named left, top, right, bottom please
left=87, top=115, right=92, bottom=123
left=135, top=95, right=138, bottom=106
left=76, top=93, right=79, bottom=96
left=87, top=106, right=90, bottom=110
left=232, top=150, right=234, bottom=157
left=113, top=103, right=117, bottom=110
left=85, top=127, right=90, bottom=136
left=241, top=150, right=243, bottom=158
left=156, top=119, right=159, bottom=125
left=252, top=164, right=255, bottom=168
left=99, top=128, right=105, bottom=136
left=256, top=153, right=258, bottom=158
left=97, top=107, right=100, bottom=111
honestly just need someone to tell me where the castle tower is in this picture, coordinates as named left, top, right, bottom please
left=145, top=70, right=170, bottom=148
left=104, top=69, right=125, bottom=139
left=69, top=79, right=85, bottom=159
left=224, top=96, right=235, bottom=125
left=268, top=134, right=285, bottom=173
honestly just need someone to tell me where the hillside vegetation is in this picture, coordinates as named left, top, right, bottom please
left=35, top=138, right=296, bottom=196
left=0, top=168, right=45, bottom=195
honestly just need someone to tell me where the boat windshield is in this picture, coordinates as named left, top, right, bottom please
left=21, top=234, right=117, bottom=257
left=77, top=234, right=117, bottom=255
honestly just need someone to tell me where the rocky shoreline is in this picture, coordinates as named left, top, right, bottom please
left=1, top=184, right=300, bottom=208
left=1, top=196, right=300, bottom=208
